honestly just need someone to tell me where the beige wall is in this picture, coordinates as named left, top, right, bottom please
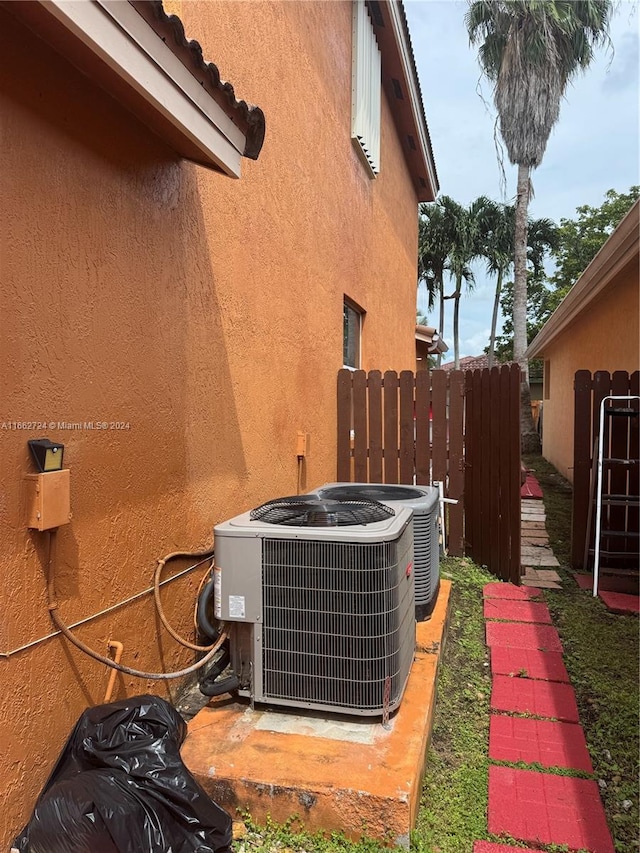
left=540, top=260, right=639, bottom=481
left=0, top=2, right=420, bottom=841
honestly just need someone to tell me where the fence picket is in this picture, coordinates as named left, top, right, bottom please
left=353, top=370, right=368, bottom=482
left=383, top=371, right=399, bottom=484
left=399, top=370, right=415, bottom=485
left=368, top=371, right=383, bottom=483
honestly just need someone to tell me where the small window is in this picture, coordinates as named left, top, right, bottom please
left=351, top=0, right=381, bottom=175
left=343, top=300, right=363, bottom=369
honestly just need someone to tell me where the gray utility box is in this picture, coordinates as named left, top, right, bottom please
left=213, top=507, right=415, bottom=717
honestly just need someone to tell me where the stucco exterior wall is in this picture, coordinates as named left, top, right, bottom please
left=540, top=261, right=639, bottom=482
left=0, top=2, right=421, bottom=841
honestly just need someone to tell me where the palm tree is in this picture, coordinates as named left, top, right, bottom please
left=445, top=196, right=480, bottom=369
left=466, top=0, right=612, bottom=451
left=418, top=201, right=458, bottom=365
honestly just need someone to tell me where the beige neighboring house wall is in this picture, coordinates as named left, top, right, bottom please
left=526, top=200, right=640, bottom=483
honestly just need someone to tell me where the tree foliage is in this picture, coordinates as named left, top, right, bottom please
left=494, top=186, right=639, bottom=361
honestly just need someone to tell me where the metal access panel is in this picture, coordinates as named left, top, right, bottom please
left=253, top=522, right=415, bottom=716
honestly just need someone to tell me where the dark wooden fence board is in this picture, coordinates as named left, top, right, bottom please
left=336, top=366, right=520, bottom=575
left=572, top=369, right=640, bottom=569
left=383, top=371, right=399, bottom=484
left=353, top=370, right=368, bottom=482
left=399, top=370, right=415, bottom=485
left=368, top=371, right=383, bottom=484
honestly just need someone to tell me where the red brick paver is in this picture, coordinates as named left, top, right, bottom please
left=488, top=766, right=614, bottom=852
left=485, top=621, right=563, bottom=652
left=483, top=583, right=542, bottom=600
left=483, top=598, right=552, bottom=624
left=489, top=714, right=593, bottom=772
left=491, top=674, right=579, bottom=721
left=599, top=590, right=640, bottom=615
left=490, top=646, right=569, bottom=682
left=473, top=843, right=536, bottom=852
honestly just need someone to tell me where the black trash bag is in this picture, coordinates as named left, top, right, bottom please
left=12, top=694, right=232, bottom=853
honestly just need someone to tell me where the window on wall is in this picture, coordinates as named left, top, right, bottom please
left=343, top=300, right=363, bottom=369
left=351, top=0, right=381, bottom=175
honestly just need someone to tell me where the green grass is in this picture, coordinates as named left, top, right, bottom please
left=231, top=457, right=638, bottom=853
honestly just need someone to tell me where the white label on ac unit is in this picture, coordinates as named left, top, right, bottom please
left=214, top=566, right=222, bottom=619
left=228, top=595, right=245, bottom=619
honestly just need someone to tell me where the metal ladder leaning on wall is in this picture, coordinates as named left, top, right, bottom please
left=584, top=395, right=640, bottom=597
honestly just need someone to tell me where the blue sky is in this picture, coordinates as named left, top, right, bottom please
left=405, top=0, right=640, bottom=359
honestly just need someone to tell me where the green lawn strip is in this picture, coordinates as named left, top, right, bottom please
left=523, top=454, right=639, bottom=853
left=413, top=557, right=494, bottom=853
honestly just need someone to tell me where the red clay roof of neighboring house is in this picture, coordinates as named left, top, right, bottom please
left=441, top=355, right=490, bottom=372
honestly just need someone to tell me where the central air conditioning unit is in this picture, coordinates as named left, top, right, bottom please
left=315, top=484, right=440, bottom=621
left=213, top=497, right=415, bottom=717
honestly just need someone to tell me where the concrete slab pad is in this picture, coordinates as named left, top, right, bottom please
left=182, top=583, right=452, bottom=846
left=522, top=578, right=562, bottom=589
left=488, top=766, right=614, bottom=852
left=485, top=622, right=563, bottom=652
left=535, top=569, right=562, bottom=581
left=491, top=674, right=579, bottom=722
left=490, top=647, right=569, bottom=682
left=483, top=583, right=542, bottom=600
left=483, top=599, right=552, bottom=624
left=489, top=715, right=593, bottom=772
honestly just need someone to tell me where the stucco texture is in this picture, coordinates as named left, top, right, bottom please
left=541, top=261, right=639, bottom=481
left=0, top=1, right=420, bottom=841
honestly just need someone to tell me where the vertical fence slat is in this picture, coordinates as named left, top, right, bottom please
left=479, top=368, right=492, bottom=569
left=431, top=370, right=447, bottom=485
left=498, top=365, right=511, bottom=580
left=448, top=370, right=465, bottom=556
left=464, top=371, right=476, bottom=561
left=572, top=370, right=594, bottom=568
left=415, top=370, right=431, bottom=485
left=384, top=371, right=399, bottom=484
left=629, top=371, right=640, bottom=541
left=337, top=369, right=352, bottom=482
left=399, top=370, right=415, bottom=484
left=368, top=371, right=383, bottom=483
left=489, top=367, right=501, bottom=574
left=609, top=370, right=630, bottom=546
left=508, top=364, right=522, bottom=583
left=353, top=370, right=368, bottom=482
left=472, top=369, right=484, bottom=566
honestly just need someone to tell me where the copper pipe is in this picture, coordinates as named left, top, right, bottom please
left=103, top=640, right=124, bottom=703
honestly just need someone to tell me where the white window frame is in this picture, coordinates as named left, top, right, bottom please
left=351, top=0, right=381, bottom=176
left=343, top=299, right=364, bottom=370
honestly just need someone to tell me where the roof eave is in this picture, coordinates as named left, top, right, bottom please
left=525, top=200, right=640, bottom=359
left=370, top=0, right=439, bottom=202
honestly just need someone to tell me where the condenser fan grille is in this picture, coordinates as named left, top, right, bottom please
left=250, top=496, right=394, bottom=527
left=320, top=485, right=426, bottom=502
left=261, top=531, right=414, bottom=712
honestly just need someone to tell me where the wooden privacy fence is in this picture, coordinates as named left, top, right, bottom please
left=573, top=369, right=640, bottom=569
left=336, top=365, right=522, bottom=581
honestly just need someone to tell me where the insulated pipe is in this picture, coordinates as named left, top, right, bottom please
left=46, top=530, right=227, bottom=680
left=154, top=550, right=217, bottom=652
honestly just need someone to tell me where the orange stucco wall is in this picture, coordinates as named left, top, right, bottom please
left=541, top=260, right=639, bottom=482
left=0, top=2, right=421, bottom=841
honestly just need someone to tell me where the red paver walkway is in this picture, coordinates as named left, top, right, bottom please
left=483, top=598, right=552, bottom=624
left=491, top=674, right=579, bottom=722
left=599, top=590, right=639, bottom=615
left=521, top=473, right=543, bottom=499
left=489, top=714, right=593, bottom=772
left=485, top=621, right=563, bottom=652
left=490, top=646, right=569, bottom=682
left=483, top=582, right=542, bottom=600
left=488, top=766, right=614, bottom=853
left=473, top=843, right=536, bottom=852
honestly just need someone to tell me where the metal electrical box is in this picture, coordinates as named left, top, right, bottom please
left=25, top=469, right=71, bottom=530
